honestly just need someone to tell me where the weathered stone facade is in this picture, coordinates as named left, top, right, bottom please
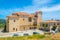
left=6, top=11, right=42, bottom=32
left=40, top=20, right=60, bottom=32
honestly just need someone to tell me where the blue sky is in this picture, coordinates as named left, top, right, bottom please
left=0, top=0, right=60, bottom=20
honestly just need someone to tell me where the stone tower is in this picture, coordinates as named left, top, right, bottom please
left=36, top=11, right=42, bottom=28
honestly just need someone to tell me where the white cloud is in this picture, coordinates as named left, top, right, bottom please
left=21, top=4, right=60, bottom=13
left=33, top=0, right=51, bottom=6
left=40, top=4, right=60, bottom=12
left=21, top=0, right=60, bottom=13
left=0, top=0, right=60, bottom=14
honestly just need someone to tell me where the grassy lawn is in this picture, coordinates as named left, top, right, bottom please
left=0, top=34, right=60, bottom=40
left=0, top=34, right=45, bottom=40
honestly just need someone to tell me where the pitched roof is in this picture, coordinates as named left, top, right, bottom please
left=43, top=20, right=60, bottom=23
left=7, top=15, right=19, bottom=19
left=12, top=12, right=28, bottom=16
left=29, top=14, right=35, bottom=18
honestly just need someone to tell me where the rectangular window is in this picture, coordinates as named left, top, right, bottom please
left=23, top=18, right=25, bottom=21
left=28, top=17, right=32, bottom=22
left=13, top=28, right=15, bottom=30
left=14, top=20, right=15, bottom=22
left=16, top=28, right=17, bottom=31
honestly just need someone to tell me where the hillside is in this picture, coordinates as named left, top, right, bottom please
left=0, top=19, right=6, bottom=28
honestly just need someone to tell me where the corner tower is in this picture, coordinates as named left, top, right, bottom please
left=35, top=11, right=42, bottom=28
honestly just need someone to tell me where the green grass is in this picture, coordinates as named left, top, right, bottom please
left=0, top=34, right=45, bottom=40
left=28, top=34, right=45, bottom=39
left=0, top=34, right=60, bottom=40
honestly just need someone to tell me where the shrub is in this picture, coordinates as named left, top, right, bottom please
left=13, top=33, right=19, bottom=36
left=23, top=33, right=29, bottom=36
left=33, top=32, right=39, bottom=34
left=52, top=25, right=57, bottom=31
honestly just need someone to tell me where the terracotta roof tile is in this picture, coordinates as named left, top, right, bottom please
left=29, top=14, right=35, bottom=18
left=13, top=12, right=28, bottom=16
left=8, top=15, right=19, bottom=18
left=43, top=20, right=60, bottom=23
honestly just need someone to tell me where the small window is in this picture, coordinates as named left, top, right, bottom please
left=24, top=27, right=25, bottom=30
left=30, top=27, right=32, bottom=29
left=14, top=20, right=15, bottom=22
left=17, top=14, right=19, bottom=16
left=16, top=28, right=17, bottom=31
left=34, top=27, right=37, bottom=29
left=28, top=17, right=32, bottom=22
left=54, top=23, right=55, bottom=25
left=33, top=23, right=37, bottom=26
left=23, top=19, right=25, bottom=20
left=13, top=28, right=15, bottom=30
left=57, top=23, right=59, bottom=25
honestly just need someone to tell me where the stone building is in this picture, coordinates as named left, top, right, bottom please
left=6, top=11, right=42, bottom=32
left=40, top=20, right=60, bottom=32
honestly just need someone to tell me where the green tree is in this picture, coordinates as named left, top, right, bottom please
left=42, top=23, right=48, bottom=30
left=0, top=19, right=6, bottom=28
left=3, top=24, right=6, bottom=32
left=52, top=25, right=57, bottom=31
